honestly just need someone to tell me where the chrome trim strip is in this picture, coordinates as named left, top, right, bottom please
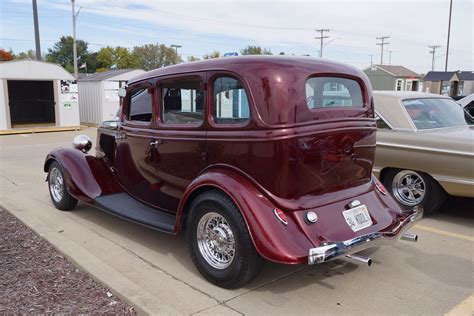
left=308, top=207, right=423, bottom=265
left=376, top=141, right=474, bottom=157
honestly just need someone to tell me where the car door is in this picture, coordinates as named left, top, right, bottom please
left=114, top=82, right=165, bottom=208
left=151, top=72, right=208, bottom=213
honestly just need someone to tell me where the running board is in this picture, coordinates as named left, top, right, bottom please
left=94, top=193, right=176, bottom=233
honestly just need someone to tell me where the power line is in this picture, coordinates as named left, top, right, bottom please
left=315, top=29, right=329, bottom=58
left=428, top=45, right=442, bottom=71
left=376, top=36, right=390, bottom=65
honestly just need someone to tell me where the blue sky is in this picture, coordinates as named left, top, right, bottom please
left=1, top=0, right=472, bottom=73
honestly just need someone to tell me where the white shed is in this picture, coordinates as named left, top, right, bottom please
left=0, top=59, right=80, bottom=132
left=78, top=69, right=145, bottom=125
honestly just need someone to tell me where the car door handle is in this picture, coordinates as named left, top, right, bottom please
left=150, top=139, right=162, bottom=147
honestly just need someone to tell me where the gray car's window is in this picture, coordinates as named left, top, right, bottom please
left=402, top=98, right=467, bottom=129
left=306, top=77, right=363, bottom=109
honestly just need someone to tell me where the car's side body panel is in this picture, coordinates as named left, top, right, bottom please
left=374, top=127, right=474, bottom=198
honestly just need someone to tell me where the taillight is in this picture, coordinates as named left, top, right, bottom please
left=273, top=208, right=288, bottom=225
left=374, top=178, right=387, bottom=195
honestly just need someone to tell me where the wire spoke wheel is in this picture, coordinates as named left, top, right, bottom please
left=196, top=212, right=236, bottom=270
left=49, top=167, right=64, bottom=203
left=392, top=170, right=426, bottom=206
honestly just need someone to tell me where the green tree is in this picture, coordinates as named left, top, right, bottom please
left=14, top=49, right=36, bottom=59
left=240, top=45, right=272, bottom=55
left=279, top=51, right=285, bottom=55
left=46, top=36, right=90, bottom=72
left=203, top=51, right=220, bottom=59
left=131, top=44, right=181, bottom=70
left=97, top=46, right=138, bottom=69
left=187, top=55, right=200, bottom=62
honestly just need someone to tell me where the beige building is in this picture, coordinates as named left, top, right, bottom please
left=423, top=71, right=474, bottom=96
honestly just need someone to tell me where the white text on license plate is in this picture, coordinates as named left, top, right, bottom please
left=342, top=205, right=373, bottom=232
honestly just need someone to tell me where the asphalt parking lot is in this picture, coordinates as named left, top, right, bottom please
left=0, top=128, right=472, bottom=315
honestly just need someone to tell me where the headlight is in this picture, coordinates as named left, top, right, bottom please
left=72, top=135, right=92, bottom=153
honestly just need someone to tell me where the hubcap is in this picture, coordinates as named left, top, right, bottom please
left=196, top=212, right=235, bottom=269
left=49, top=167, right=64, bottom=203
left=392, top=170, right=426, bottom=206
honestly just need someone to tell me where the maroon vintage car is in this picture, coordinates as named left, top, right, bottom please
left=44, top=56, right=422, bottom=288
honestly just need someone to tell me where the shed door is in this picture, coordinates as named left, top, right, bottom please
left=7, top=80, right=55, bottom=126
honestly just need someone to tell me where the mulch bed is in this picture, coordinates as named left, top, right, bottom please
left=0, top=207, right=135, bottom=314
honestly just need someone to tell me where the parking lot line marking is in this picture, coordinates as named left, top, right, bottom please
left=414, top=225, right=474, bottom=242
left=445, top=293, right=474, bottom=316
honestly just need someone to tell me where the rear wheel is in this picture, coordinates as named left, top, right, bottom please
left=382, top=169, right=446, bottom=214
left=48, top=161, right=77, bottom=211
left=186, top=190, right=262, bottom=288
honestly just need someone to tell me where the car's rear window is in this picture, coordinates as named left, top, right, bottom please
left=402, top=98, right=467, bottom=129
left=306, top=77, right=363, bottom=109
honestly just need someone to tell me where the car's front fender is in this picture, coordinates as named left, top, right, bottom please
left=44, top=148, right=122, bottom=203
left=176, top=167, right=315, bottom=264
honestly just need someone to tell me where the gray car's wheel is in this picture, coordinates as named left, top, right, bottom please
left=186, top=190, right=262, bottom=288
left=383, top=169, right=446, bottom=214
left=48, top=161, right=77, bottom=211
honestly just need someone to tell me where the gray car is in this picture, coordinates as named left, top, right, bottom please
left=373, top=91, right=474, bottom=213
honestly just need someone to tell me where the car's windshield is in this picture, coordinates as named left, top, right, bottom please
left=402, top=98, right=468, bottom=130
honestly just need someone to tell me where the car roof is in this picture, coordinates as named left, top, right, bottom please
left=373, top=91, right=451, bottom=130
left=128, top=55, right=364, bottom=85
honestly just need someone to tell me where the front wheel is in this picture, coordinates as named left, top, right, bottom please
left=382, top=169, right=446, bottom=214
left=48, top=161, right=78, bottom=211
left=186, top=190, right=262, bottom=288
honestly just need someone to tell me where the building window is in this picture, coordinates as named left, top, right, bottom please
left=395, top=79, right=403, bottom=91
left=212, top=77, right=250, bottom=124
left=161, top=79, right=204, bottom=125
left=129, top=88, right=152, bottom=122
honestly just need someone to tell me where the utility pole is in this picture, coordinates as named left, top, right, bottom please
left=32, top=0, right=41, bottom=60
left=428, top=45, right=441, bottom=71
left=376, top=36, right=390, bottom=65
left=315, top=29, right=330, bottom=58
left=369, top=54, right=373, bottom=66
left=71, top=0, right=82, bottom=80
left=388, top=51, right=393, bottom=65
left=445, top=0, right=453, bottom=71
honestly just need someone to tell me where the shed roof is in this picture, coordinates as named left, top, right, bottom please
left=370, top=65, right=421, bottom=78
left=79, top=69, right=145, bottom=82
left=459, top=71, right=474, bottom=81
left=423, top=71, right=459, bottom=81
left=0, top=59, right=74, bottom=80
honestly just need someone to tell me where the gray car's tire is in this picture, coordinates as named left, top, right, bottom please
left=48, top=161, right=78, bottom=211
left=186, top=190, right=262, bottom=288
left=382, top=169, right=446, bottom=214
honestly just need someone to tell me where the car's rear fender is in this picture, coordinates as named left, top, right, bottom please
left=44, top=148, right=122, bottom=203
left=176, top=167, right=315, bottom=264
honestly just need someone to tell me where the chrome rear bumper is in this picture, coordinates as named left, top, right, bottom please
left=308, top=207, right=423, bottom=265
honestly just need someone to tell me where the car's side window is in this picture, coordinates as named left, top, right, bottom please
left=161, top=79, right=204, bottom=125
left=212, top=76, right=250, bottom=124
left=375, top=114, right=391, bottom=129
left=128, top=88, right=152, bottom=122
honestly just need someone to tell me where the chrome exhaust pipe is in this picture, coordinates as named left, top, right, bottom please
left=346, top=254, right=372, bottom=266
left=401, top=233, right=418, bottom=242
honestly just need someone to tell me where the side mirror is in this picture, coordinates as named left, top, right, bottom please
left=118, top=87, right=126, bottom=98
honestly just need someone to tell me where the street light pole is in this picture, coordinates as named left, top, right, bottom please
left=444, top=0, right=453, bottom=71
left=171, top=44, right=182, bottom=56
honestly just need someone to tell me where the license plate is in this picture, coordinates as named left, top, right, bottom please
left=342, top=205, right=373, bottom=232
